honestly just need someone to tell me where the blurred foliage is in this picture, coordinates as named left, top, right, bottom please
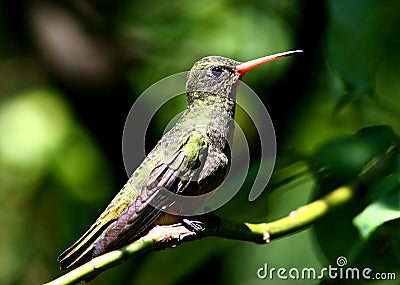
left=0, top=0, right=400, bottom=284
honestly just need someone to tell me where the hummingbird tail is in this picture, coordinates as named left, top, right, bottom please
left=57, top=144, right=201, bottom=270
left=58, top=220, right=114, bottom=270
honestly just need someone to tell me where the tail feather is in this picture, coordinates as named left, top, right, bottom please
left=58, top=220, right=114, bottom=270
left=58, top=143, right=200, bottom=270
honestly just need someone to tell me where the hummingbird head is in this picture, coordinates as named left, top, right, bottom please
left=186, top=56, right=241, bottom=102
left=186, top=50, right=303, bottom=103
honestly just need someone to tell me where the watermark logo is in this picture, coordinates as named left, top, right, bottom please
left=336, top=256, right=347, bottom=267
left=257, top=256, right=396, bottom=281
left=122, top=71, right=276, bottom=215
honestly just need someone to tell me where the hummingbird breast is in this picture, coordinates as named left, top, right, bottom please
left=185, top=92, right=235, bottom=147
left=176, top=94, right=235, bottom=194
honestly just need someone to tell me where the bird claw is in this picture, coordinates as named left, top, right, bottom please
left=182, top=219, right=206, bottom=233
left=181, top=212, right=220, bottom=236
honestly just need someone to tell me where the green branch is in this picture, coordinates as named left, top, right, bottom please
left=44, top=183, right=357, bottom=285
left=216, top=184, right=355, bottom=242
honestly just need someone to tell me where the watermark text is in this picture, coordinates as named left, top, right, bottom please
left=257, top=256, right=396, bottom=281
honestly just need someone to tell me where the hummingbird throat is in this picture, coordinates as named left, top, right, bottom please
left=187, top=91, right=236, bottom=119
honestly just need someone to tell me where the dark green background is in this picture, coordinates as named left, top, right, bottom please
left=0, top=0, right=399, bottom=284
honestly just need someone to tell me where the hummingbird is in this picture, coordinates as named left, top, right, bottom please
left=58, top=50, right=303, bottom=270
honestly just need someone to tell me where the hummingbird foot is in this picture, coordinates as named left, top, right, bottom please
left=181, top=212, right=221, bottom=237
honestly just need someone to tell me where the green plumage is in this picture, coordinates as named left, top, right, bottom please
left=58, top=56, right=242, bottom=269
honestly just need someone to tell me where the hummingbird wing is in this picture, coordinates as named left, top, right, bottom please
left=58, top=129, right=209, bottom=270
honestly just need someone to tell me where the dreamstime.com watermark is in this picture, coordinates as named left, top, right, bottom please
left=256, top=256, right=396, bottom=281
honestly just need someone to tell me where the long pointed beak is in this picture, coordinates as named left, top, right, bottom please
left=235, top=50, right=303, bottom=76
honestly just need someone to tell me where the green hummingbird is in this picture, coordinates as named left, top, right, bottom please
left=58, top=50, right=303, bottom=270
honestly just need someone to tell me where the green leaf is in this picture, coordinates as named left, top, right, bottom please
left=353, top=191, right=400, bottom=239
left=326, top=0, right=400, bottom=103
left=311, top=125, right=399, bottom=189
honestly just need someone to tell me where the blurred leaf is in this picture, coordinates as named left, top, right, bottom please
left=368, top=172, right=400, bottom=200
left=0, top=87, right=113, bottom=284
left=52, top=127, right=112, bottom=202
left=0, top=88, right=70, bottom=169
left=353, top=192, right=400, bottom=239
left=310, top=127, right=397, bottom=267
left=326, top=0, right=400, bottom=104
left=352, top=219, right=400, bottom=272
left=120, top=0, right=300, bottom=91
left=311, top=126, right=399, bottom=189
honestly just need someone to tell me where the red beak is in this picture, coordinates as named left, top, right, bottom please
left=235, top=50, right=303, bottom=76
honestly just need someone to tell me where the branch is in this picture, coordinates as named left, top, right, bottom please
left=44, top=184, right=356, bottom=285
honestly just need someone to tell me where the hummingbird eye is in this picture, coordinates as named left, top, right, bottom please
left=211, top=66, right=223, bottom=78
